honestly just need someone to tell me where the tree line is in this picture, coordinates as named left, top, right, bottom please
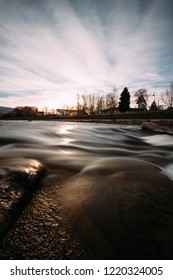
left=1, top=83, right=173, bottom=117
left=76, top=83, right=173, bottom=114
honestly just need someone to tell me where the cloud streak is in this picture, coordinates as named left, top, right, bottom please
left=0, top=0, right=173, bottom=108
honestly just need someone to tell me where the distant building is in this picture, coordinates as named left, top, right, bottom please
left=139, top=102, right=147, bottom=110
left=56, top=109, right=67, bottom=116
left=37, top=111, right=45, bottom=116
left=99, top=107, right=119, bottom=114
left=56, top=109, right=87, bottom=116
left=68, top=109, right=78, bottom=116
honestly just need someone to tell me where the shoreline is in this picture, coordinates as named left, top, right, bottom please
left=1, top=117, right=173, bottom=127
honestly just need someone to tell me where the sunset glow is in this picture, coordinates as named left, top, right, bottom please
left=0, top=0, right=173, bottom=110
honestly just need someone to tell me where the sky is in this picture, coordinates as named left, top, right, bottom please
left=0, top=0, right=173, bottom=110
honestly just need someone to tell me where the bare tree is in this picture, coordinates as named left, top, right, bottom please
left=105, top=91, right=118, bottom=112
left=81, top=95, right=88, bottom=113
left=51, top=108, right=56, bottom=115
left=96, top=95, right=105, bottom=113
left=76, top=94, right=84, bottom=114
left=76, top=94, right=80, bottom=115
left=87, top=94, right=96, bottom=115
left=43, top=106, right=49, bottom=115
left=161, top=83, right=173, bottom=108
left=75, top=89, right=118, bottom=115
left=134, top=89, right=149, bottom=110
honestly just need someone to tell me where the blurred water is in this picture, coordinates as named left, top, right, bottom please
left=0, top=120, right=173, bottom=174
left=1, top=120, right=173, bottom=258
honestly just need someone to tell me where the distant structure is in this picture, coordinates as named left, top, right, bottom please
left=36, top=111, right=44, bottom=116
left=99, top=107, right=119, bottom=115
left=56, top=109, right=87, bottom=116
left=139, top=102, right=147, bottom=110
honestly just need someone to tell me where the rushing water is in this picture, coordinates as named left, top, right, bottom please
left=0, top=120, right=173, bottom=175
left=1, top=120, right=173, bottom=259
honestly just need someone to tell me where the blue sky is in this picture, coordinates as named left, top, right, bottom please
left=0, top=0, right=173, bottom=109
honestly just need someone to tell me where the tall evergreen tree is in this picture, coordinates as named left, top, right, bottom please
left=119, top=87, right=130, bottom=112
left=150, top=100, right=158, bottom=111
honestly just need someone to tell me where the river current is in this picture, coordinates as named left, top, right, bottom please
left=0, top=120, right=173, bottom=176
left=0, top=120, right=173, bottom=259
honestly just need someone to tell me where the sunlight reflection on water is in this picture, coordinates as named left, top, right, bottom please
left=0, top=121, right=173, bottom=175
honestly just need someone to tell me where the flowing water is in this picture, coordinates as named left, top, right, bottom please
left=0, top=120, right=173, bottom=259
left=0, top=120, right=173, bottom=176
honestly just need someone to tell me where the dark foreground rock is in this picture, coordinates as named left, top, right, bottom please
left=142, top=122, right=173, bottom=135
left=0, top=169, right=82, bottom=260
left=0, top=158, right=173, bottom=260
left=58, top=158, right=173, bottom=259
left=0, top=160, right=45, bottom=237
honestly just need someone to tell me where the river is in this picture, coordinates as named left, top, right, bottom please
left=0, top=120, right=173, bottom=172
left=0, top=120, right=173, bottom=259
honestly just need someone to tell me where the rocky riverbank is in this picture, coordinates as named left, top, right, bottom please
left=0, top=161, right=45, bottom=238
left=0, top=169, right=83, bottom=260
left=0, top=159, right=173, bottom=260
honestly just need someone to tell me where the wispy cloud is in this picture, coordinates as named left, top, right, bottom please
left=0, top=0, right=173, bottom=108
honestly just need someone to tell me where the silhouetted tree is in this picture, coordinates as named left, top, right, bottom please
left=81, top=95, right=88, bottom=113
left=150, top=100, right=158, bottom=111
left=96, top=95, right=105, bottom=113
left=75, top=88, right=117, bottom=115
left=87, top=94, right=96, bottom=115
left=105, top=88, right=118, bottom=113
left=13, top=106, right=38, bottom=117
left=134, top=89, right=149, bottom=110
left=76, top=94, right=81, bottom=115
left=43, top=106, right=49, bottom=115
left=119, top=87, right=130, bottom=112
left=161, top=83, right=173, bottom=109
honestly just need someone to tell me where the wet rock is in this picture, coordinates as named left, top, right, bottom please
left=58, top=158, right=173, bottom=259
left=1, top=159, right=173, bottom=260
left=141, top=122, right=173, bottom=135
left=0, top=160, right=45, bottom=237
left=0, top=210, right=11, bottom=235
left=0, top=169, right=81, bottom=260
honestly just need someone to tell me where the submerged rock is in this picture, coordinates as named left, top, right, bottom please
left=141, top=122, right=173, bottom=135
